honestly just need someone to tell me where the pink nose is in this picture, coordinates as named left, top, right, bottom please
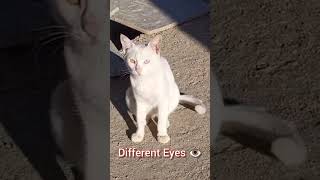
left=135, top=66, right=142, bottom=74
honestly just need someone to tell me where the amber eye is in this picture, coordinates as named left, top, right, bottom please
left=144, top=59, right=150, bottom=64
left=129, top=59, right=136, bottom=64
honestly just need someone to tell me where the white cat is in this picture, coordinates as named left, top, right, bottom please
left=212, top=74, right=307, bottom=166
left=49, top=0, right=107, bottom=179
left=120, top=34, right=206, bottom=144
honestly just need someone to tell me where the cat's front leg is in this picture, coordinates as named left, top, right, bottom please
left=157, top=103, right=170, bottom=144
left=131, top=105, right=147, bottom=143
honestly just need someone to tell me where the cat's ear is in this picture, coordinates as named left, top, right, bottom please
left=148, top=35, right=161, bottom=55
left=120, top=34, right=134, bottom=54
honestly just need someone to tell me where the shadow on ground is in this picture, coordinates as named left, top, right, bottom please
left=110, top=76, right=159, bottom=141
left=0, top=39, right=68, bottom=180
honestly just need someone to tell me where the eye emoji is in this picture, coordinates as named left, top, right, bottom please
left=189, top=149, right=201, bottom=158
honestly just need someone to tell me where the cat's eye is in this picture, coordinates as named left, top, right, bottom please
left=144, top=59, right=150, bottom=64
left=129, top=59, right=136, bottom=64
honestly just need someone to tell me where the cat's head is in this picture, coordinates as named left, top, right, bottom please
left=120, top=34, right=162, bottom=77
left=50, top=0, right=106, bottom=43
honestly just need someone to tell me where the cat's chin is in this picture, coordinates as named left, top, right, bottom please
left=130, top=73, right=143, bottom=78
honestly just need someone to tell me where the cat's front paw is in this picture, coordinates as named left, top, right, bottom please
left=131, top=133, right=144, bottom=143
left=157, top=135, right=170, bottom=144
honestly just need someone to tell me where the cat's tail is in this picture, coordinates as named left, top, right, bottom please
left=179, top=93, right=206, bottom=114
left=221, top=105, right=307, bottom=166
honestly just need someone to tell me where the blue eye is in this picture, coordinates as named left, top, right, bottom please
left=144, top=59, right=150, bottom=64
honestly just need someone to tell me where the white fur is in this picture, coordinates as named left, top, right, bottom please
left=49, top=0, right=107, bottom=179
left=179, top=94, right=206, bottom=114
left=271, top=137, right=306, bottom=166
left=120, top=34, right=205, bottom=144
left=212, top=75, right=307, bottom=166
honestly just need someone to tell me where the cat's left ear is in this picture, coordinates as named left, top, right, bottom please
left=148, top=35, right=161, bottom=55
left=120, top=34, right=135, bottom=54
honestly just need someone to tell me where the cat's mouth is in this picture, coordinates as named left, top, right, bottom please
left=136, top=70, right=142, bottom=76
left=132, top=71, right=141, bottom=76
left=129, top=70, right=141, bottom=77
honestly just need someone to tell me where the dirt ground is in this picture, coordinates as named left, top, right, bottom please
left=110, top=16, right=210, bottom=179
left=212, top=0, right=320, bottom=179
left=0, top=14, right=211, bottom=179
left=1, top=0, right=319, bottom=179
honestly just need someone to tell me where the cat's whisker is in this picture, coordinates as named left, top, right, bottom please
left=120, top=73, right=130, bottom=77
left=31, top=37, right=66, bottom=61
left=58, top=31, right=82, bottom=41
left=33, top=31, right=82, bottom=58
left=119, top=73, right=130, bottom=79
left=39, top=31, right=69, bottom=41
left=32, top=25, right=68, bottom=32
left=119, top=69, right=130, bottom=74
left=119, top=69, right=130, bottom=73
left=40, top=31, right=81, bottom=42
left=40, top=34, right=70, bottom=47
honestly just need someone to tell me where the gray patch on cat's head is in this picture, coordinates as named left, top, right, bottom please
left=119, top=35, right=163, bottom=77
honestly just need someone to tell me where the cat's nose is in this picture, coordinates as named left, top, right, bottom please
left=135, top=67, right=142, bottom=75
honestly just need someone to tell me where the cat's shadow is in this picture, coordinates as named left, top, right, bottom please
left=110, top=77, right=158, bottom=140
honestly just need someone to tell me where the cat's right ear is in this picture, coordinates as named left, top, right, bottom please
left=120, top=34, right=134, bottom=54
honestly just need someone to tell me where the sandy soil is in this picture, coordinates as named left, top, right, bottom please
left=1, top=0, right=319, bottom=179
left=212, top=0, right=320, bottom=179
left=110, top=16, right=210, bottom=179
left=0, top=14, right=210, bottom=179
